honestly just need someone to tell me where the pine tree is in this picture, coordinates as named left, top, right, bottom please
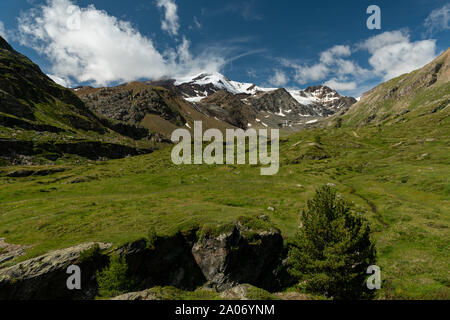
left=288, top=186, right=376, bottom=299
left=96, top=255, right=132, bottom=298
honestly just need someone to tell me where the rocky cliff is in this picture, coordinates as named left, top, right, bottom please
left=0, top=217, right=291, bottom=300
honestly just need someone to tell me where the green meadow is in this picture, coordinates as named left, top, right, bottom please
left=1, top=111, right=449, bottom=299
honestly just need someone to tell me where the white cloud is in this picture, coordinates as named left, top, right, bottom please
left=18, top=0, right=224, bottom=86
left=278, top=29, right=437, bottom=96
left=0, top=21, right=7, bottom=40
left=268, top=69, right=288, bottom=86
left=47, top=73, right=71, bottom=87
left=324, top=78, right=357, bottom=91
left=424, top=4, right=450, bottom=35
left=156, top=0, right=180, bottom=37
left=320, top=45, right=351, bottom=64
left=190, top=16, right=201, bottom=30
left=293, top=63, right=329, bottom=84
left=361, top=30, right=437, bottom=80
left=281, top=45, right=365, bottom=85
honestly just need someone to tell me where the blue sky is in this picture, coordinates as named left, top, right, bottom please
left=0, top=0, right=449, bottom=97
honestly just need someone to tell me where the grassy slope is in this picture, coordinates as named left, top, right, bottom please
left=0, top=104, right=448, bottom=299
left=0, top=40, right=156, bottom=165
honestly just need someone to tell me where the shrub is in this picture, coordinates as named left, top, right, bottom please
left=288, top=186, right=376, bottom=300
left=79, top=244, right=101, bottom=264
left=96, top=255, right=133, bottom=298
left=147, top=226, right=158, bottom=249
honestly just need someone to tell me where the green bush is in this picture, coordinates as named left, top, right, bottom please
left=288, top=186, right=376, bottom=300
left=147, top=226, right=158, bottom=249
left=79, top=244, right=101, bottom=264
left=96, top=255, right=133, bottom=298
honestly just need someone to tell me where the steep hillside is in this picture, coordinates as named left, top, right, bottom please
left=249, top=88, right=320, bottom=116
left=199, top=90, right=256, bottom=129
left=290, top=85, right=357, bottom=115
left=0, top=36, right=154, bottom=165
left=330, top=48, right=449, bottom=128
left=75, top=82, right=236, bottom=138
left=149, top=72, right=357, bottom=120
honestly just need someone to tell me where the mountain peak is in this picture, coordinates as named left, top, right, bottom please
left=0, top=36, right=14, bottom=52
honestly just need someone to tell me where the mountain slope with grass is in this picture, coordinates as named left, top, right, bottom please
left=0, top=36, right=156, bottom=165
left=0, top=40, right=448, bottom=300
left=328, top=48, right=449, bottom=128
left=75, top=82, right=237, bottom=138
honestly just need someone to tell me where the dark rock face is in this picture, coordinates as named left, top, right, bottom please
left=0, top=219, right=290, bottom=299
left=0, top=139, right=153, bottom=162
left=0, top=243, right=111, bottom=300
left=76, top=85, right=186, bottom=127
left=192, top=224, right=284, bottom=292
left=250, top=88, right=317, bottom=116
left=301, top=85, right=357, bottom=115
left=116, top=233, right=206, bottom=291
left=199, top=90, right=256, bottom=129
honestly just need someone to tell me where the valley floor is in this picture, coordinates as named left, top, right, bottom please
left=0, top=120, right=449, bottom=299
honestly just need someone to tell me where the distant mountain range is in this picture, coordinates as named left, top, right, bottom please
left=146, top=72, right=357, bottom=117
left=1, top=34, right=448, bottom=165
left=73, top=71, right=358, bottom=138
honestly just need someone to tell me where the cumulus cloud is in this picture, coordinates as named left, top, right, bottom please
left=281, top=45, right=366, bottom=85
left=268, top=69, right=288, bottom=86
left=424, top=4, right=450, bottom=35
left=361, top=30, right=437, bottom=80
left=17, top=0, right=224, bottom=86
left=278, top=29, right=436, bottom=96
left=47, top=73, right=71, bottom=87
left=293, top=63, right=329, bottom=84
left=156, top=0, right=180, bottom=37
left=323, top=78, right=357, bottom=91
left=319, top=45, right=351, bottom=64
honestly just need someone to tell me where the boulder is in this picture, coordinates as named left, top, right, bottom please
left=116, top=232, right=206, bottom=291
left=192, top=220, right=284, bottom=292
left=0, top=242, right=111, bottom=300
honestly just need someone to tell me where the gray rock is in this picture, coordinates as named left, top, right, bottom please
left=192, top=223, right=283, bottom=292
left=0, top=242, right=111, bottom=300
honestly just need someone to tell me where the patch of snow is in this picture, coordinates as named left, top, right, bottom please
left=185, top=96, right=204, bottom=103
left=275, top=108, right=286, bottom=117
left=176, top=72, right=277, bottom=96
left=306, top=119, right=318, bottom=124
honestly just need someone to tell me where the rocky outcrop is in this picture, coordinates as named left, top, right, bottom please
left=0, top=139, right=153, bottom=164
left=112, top=288, right=159, bottom=300
left=199, top=90, right=256, bottom=129
left=75, top=84, right=186, bottom=127
left=0, top=217, right=291, bottom=300
left=111, top=284, right=278, bottom=300
left=116, top=231, right=206, bottom=291
left=192, top=220, right=284, bottom=292
left=250, top=88, right=318, bottom=116
left=0, top=239, right=30, bottom=264
left=0, top=242, right=111, bottom=300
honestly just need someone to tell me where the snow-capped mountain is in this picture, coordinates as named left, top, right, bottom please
left=173, top=72, right=356, bottom=117
left=174, top=72, right=276, bottom=102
